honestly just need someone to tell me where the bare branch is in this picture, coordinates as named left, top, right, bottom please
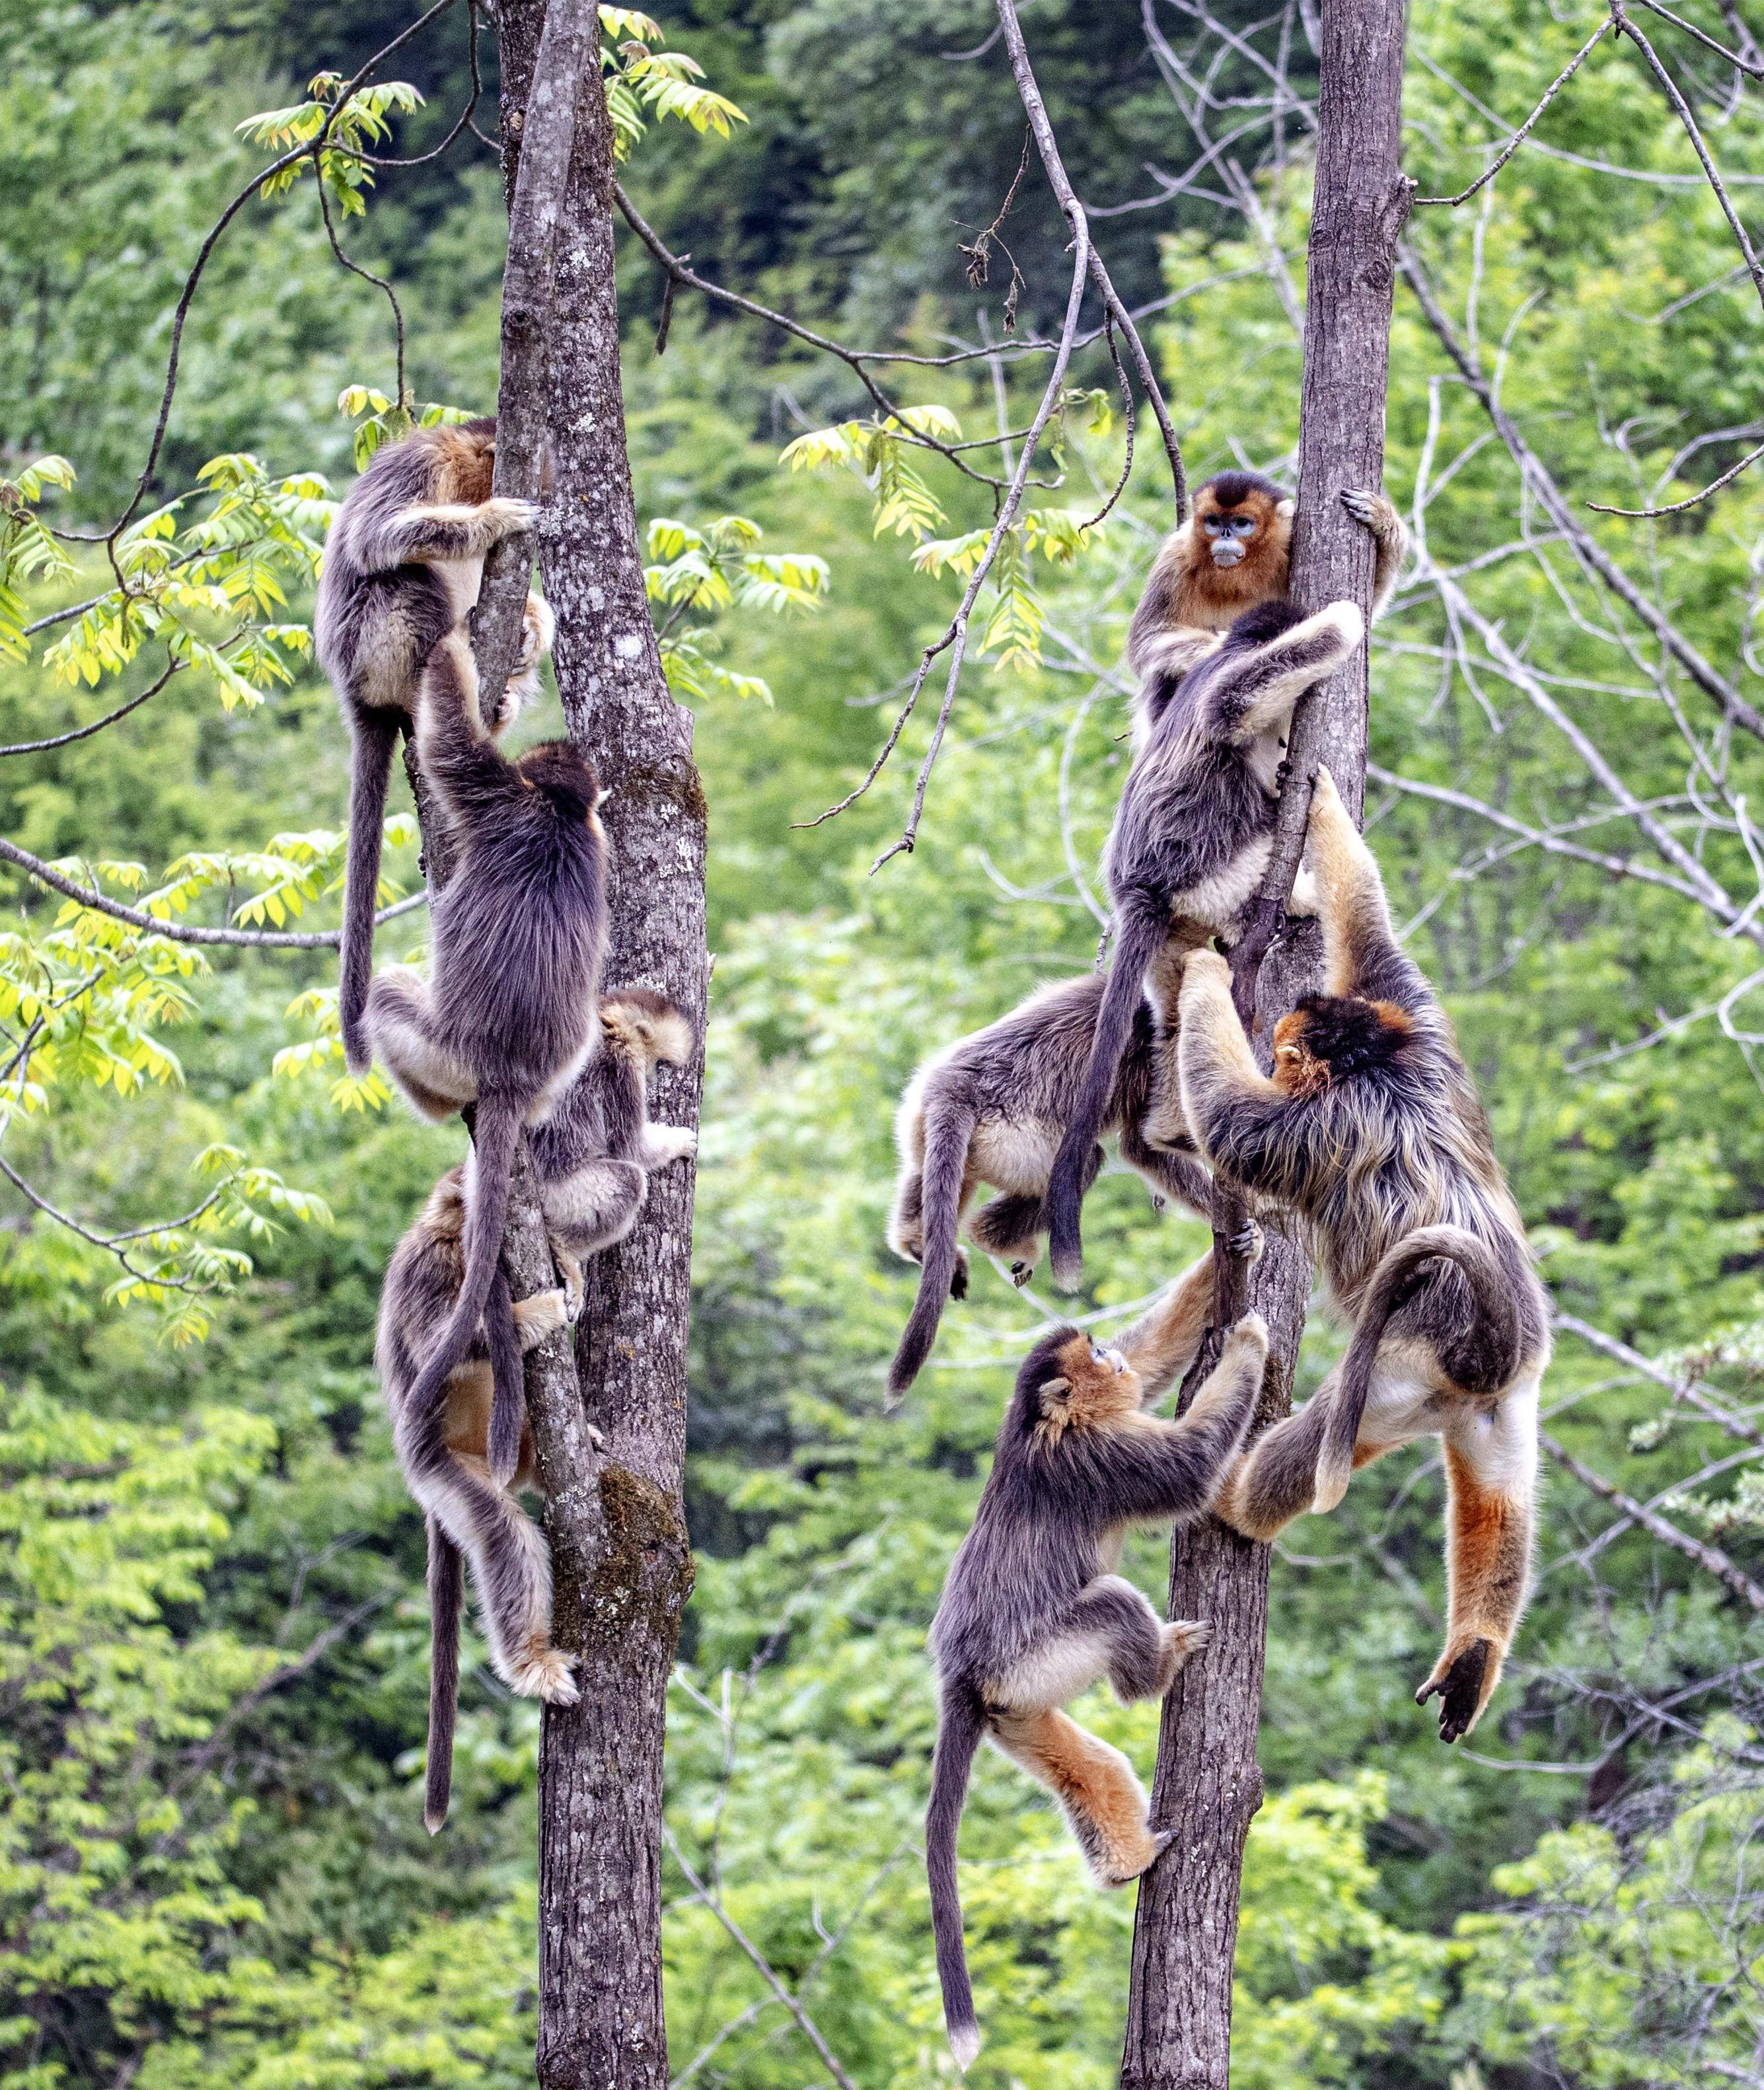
left=1415, top=21, right=1613, bottom=208
left=1555, top=1311, right=1764, bottom=1447
left=0, top=657, right=185, bottom=758
left=1541, top=1430, right=1764, bottom=1610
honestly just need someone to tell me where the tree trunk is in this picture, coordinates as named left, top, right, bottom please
left=497, top=9, right=709, bottom=2087
left=1119, top=5, right=1410, bottom=2084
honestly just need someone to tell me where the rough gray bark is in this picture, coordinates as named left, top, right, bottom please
left=1119, top=3, right=1410, bottom=2083
left=499, top=8, right=708, bottom=2087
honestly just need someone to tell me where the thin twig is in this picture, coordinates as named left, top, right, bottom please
left=661, top=1826, right=863, bottom=2090
left=1554, top=1311, right=1764, bottom=1447
left=1415, top=21, right=1613, bottom=207
left=1542, top=1429, right=1764, bottom=1609
left=0, top=657, right=185, bottom=758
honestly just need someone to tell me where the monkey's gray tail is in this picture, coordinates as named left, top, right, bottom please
left=1316, top=1224, right=1520, bottom=1513
left=403, top=1091, right=525, bottom=1431
left=888, top=1101, right=976, bottom=1399
left=424, top=1516, right=462, bottom=1834
left=485, top=1265, right=525, bottom=1488
left=340, top=710, right=401, bottom=1076
left=927, top=1682, right=986, bottom=2073
left=1046, top=904, right=1161, bottom=1291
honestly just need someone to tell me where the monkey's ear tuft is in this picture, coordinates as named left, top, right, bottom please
left=1275, top=497, right=1296, bottom=519
left=1038, top=1375, right=1072, bottom=1404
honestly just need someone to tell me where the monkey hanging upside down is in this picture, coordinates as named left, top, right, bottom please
left=1178, top=765, right=1549, bottom=1746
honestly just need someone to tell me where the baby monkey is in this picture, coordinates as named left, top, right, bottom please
left=316, top=416, right=556, bottom=1073
left=1178, top=766, right=1549, bottom=1745
left=928, top=1252, right=1268, bottom=2070
left=1126, top=475, right=1407, bottom=738
left=379, top=1165, right=586, bottom=1832
left=526, top=986, right=698, bottom=1258
left=887, top=939, right=1216, bottom=1397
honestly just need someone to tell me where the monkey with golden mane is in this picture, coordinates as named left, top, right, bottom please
left=1126, top=473, right=1407, bottom=739
left=1176, top=766, right=1548, bottom=1746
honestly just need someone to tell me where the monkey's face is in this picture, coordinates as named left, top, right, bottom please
left=1199, top=502, right=1261, bottom=569
left=1032, top=1333, right=1140, bottom=1442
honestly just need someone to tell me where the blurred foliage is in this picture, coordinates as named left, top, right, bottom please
left=0, top=0, right=1761, bottom=2086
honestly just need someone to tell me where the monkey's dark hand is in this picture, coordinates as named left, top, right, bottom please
left=1415, top=1638, right=1492, bottom=1743
left=1009, top=1260, right=1033, bottom=1288
left=1341, top=487, right=1397, bottom=536
left=949, top=1252, right=969, bottom=1303
left=1228, top=1217, right=1263, bottom=1264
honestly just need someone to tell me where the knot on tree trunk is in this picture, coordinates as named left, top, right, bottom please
left=576, top=1464, right=695, bottom=1661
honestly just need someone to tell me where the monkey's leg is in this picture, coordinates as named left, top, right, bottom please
left=989, top=1708, right=1166, bottom=1888
left=1061, top=1575, right=1210, bottom=1704
left=1418, top=1385, right=1539, bottom=1743
left=362, top=968, right=478, bottom=1121
left=1214, top=1357, right=1408, bottom=1540
left=409, top=1447, right=578, bottom=1704
left=1119, top=1116, right=1214, bottom=1224
left=966, top=1146, right=1101, bottom=1285
left=540, top=1159, right=649, bottom=1258
left=499, top=591, right=556, bottom=723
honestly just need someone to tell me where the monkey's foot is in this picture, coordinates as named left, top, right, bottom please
left=1415, top=1637, right=1495, bottom=1744
left=1009, top=1259, right=1035, bottom=1288
left=1156, top=1618, right=1211, bottom=1692
left=559, top=1254, right=585, bottom=1325
left=508, top=1641, right=580, bottom=1705
left=1228, top=1217, right=1264, bottom=1264
left=653, top=1125, right=698, bottom=1165
left=949, top=1247, right=971, bottom=1302
left=1099, top=1828, right=1173, bottom=1889
left=585, top=1422, right=606, bottom=1453
left=518, top=1287, right=573, bottom=1342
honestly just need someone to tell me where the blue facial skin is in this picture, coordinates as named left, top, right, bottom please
left=1202, top=510, right=1259, bottom=565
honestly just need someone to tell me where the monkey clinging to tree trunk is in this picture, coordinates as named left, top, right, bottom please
left=925, top=1249, right=1268, bottom=2072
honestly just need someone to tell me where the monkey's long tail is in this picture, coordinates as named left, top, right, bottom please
left=888, top=1100, right=977, bottom=1399
left=1045, top=903, right=1163, bottom=1291
left=340, top=711, right=402, bottom=1076
left=402, top=1091, right=526, bottom=1431
left=1316, top=1224, right=1522, bottom=1513
left=927, top=1682, right=987, bottom=2073
left=424, top=1516, right=463, bottom=1834
left=485, top=1265, right=526, bottom=1488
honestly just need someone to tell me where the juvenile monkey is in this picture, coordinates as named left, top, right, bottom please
left=886, top=940, right=1218, bottom=1398
left=316, top=416, right=556, bottom=1073
left=361, top=630, right=608, bottom=1448
left=1126, top=479, right=1407, bottom=744
left=378, top=1165, right=587, bottom=1831
left=525, top=986, right=698, bottom=1258
left=927, top=1254, right=1268, bottom=2070
left=1177, top=766, right=1549, bottom=1745
left=1045, top=590, right=1370, bottom=1287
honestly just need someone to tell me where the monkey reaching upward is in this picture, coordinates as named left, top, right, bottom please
left=361, top=630, right=608, bottom=1466
left=1126, top=478, right=1407, bottom=744
left=926, top=1253, right=1268, bottom=2070
left=1044, top=589, right=1371, bottom=1287
left=1177, top=766, right=1549, bottom=1745
left=378, top=1165, right=587, bottom=1832
left=316, top=417, right=555, bottom=1074
left=525, top=986, right=698, bottom=1257
left=885, top=940, right=1217, bottom=1397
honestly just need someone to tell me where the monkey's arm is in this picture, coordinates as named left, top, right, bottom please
left=1341, top=489, right=1409, bottom=623
left=1064, top=1315, right=1267, bottom=1521
left=414, top=635, right=525, bottom=824
left=1420, top=1386, right=1539, bottom=1741
left=356, top=496, right=537, bottom=573
left=1305, top=767, right=1430, bottom=1009
left=1204, top=602, right=1365, bottom=744
left=1176, top=951, right=1327, bottom=1202
left=1111, top=1252, right=1217, bottom=1406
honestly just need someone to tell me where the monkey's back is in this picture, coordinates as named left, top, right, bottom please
left=918, top=974, right=1161, bottom=1134
left=428, top=808, right=608, bottom=1094
left=1103, top=680, right=1278, bottom=924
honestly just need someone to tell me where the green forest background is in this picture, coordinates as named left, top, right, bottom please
left=3, top=0, right=1763, bottom=2083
